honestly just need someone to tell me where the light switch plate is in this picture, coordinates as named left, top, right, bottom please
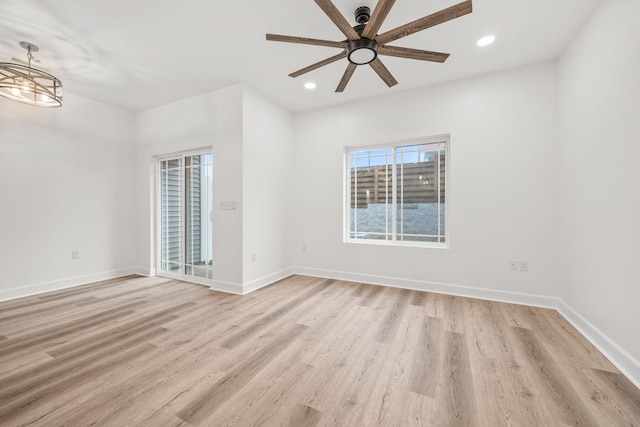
left=220, top=201, right=237, bottom=210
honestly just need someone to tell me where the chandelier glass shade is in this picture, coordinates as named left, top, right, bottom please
left=0, top=43, right=63, bottom=108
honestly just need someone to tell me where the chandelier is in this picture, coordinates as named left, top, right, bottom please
left=0, top=42, right=63, bottom=107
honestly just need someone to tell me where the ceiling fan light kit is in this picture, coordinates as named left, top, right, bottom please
left=348, top=6, right=377, bottom=65
left=266, top=0, right=473, bottom=93
left=0, top=42, right=63, bottom=108
left=347, top=38, right=377, bottom=65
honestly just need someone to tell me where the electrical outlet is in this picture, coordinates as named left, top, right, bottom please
left=251, top=252, right=256, bottom=262
left=519, top=260, right=529, bottom=272
left=72, top=250, right=80, bottom=260
left=302, top=245, right=307, bottom=253
left=509, top=260, right=518, bottom=271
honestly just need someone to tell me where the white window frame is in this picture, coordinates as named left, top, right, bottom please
left=344, top=134, right=450, bottom=249
left=156, top=148, right=213, bottom=286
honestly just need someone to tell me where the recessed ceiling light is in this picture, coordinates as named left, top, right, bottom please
left=304, top=82, right=316, bottom=90
left=477, top=35, right=495, bottom=47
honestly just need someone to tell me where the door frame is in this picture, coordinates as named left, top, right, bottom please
left=155, top=148, right=213, bottom=286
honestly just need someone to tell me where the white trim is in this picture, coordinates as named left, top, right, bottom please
left=557, top=299, right=640, bottom=390
left=291, top=266, right=557, bottom=308
left=133, top=266, right=156, bottom=277
left=344, top=238, right=449, bottom=249
left=156, top=150, right=213, bottom=283
left=156, top=267, right=214, bottom=288
left=344, top=134, right=451, bottom=249
left=242, top=268, right=295, bottom=295
left=209, top=279, right=244, bottom=295
left=0, top=267, right=139, bottom=302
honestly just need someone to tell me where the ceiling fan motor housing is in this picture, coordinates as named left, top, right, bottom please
left=354, top=6, right=371, bottom=24
left=347, top=38, right=378, bottom=65
left=348, top=6, right=377, bottom=65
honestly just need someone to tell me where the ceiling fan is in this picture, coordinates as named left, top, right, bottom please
left=266, top=0, right=472, bottom=92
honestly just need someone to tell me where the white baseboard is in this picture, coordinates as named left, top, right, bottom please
left=132, top=266, right=156, bottom=277
left=242, top=268, right=295, bottom=295
left=209, top=268, right=295, bottom=295
left=292, top=266, right=558, bottom=309
left=210, top=279, right=244, bottom=295
left=130, top=267, right=245, bottom=295
left=557, top=300, right=640, bottom=390
left=0, top=267, right=139, bottom=302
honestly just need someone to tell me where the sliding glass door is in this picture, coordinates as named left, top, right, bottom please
left=159, top=151, right=213, bottom=282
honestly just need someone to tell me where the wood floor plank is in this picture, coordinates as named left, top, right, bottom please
left=440, top=331, right=477, bottom=426
left=0, top=342, right=158, bottom=425
left=550, top=343, right=640, bottom=426
left=40, top=332, right=230, bottom=426
left=206, top=337, right=316, bottom=426
left=359, top=283, right=384, bottom=307
left=499, top=300, right=535, bottom=330
left=408, top=315, right=443, bottom=397
left=45, top=302, right=194, bottom=358
left=0, top=326, right=168, bottom=405
left=539, top=308, right=618, bottom=372
left=219, top=279, right=333, bottom=350
left=463, top=299, right=547, bottom=426
left=282, top=403, right=323, bottom=426
left=0, top=275, right=638, bottom=426
left=591, top=368, right=640, bottom=422
left=0, top=278, right=123, bottom=310
left=350, top=282, right=369, bottom=297
left=0, top=302, right=143, bottom=359
left=0, top=296, right=99, bottom=322
left=361, top=303, right=423, bottom=426
left=171, top=282, right=358, bottom=426
left=375, top=288, right=411, bottom=343
left=422, top=290, right=444, bottom=319
left=0, top=351, right=53, bottom=379
left=509, top=326, right=598, bottom=426
left=176, top=323, right=309, bottom=425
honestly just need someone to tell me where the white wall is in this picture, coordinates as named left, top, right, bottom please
left=242, top=87, right=294, bottom=289
left=134, top=86, right=244, bottom=289
left=0, top=93, right=136, bottom=299
left=292, top=62, right=559, bottom=302
left=557, top=0, right=640, bottom=379
left=211, top=86, right=244, bottom=288
left=134, top=84, right=293, bottom=293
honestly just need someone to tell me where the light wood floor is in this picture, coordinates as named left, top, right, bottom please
left=0, top=275, right=639, bottom=426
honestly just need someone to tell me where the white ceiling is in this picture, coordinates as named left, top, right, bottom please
left=0, top=0, right=600, bottom=113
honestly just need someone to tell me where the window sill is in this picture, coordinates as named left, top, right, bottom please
left=344, top=238, right=449, bottom=249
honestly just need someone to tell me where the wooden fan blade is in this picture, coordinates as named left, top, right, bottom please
left=266, top=34, right=347, bottom=49
left=336, top=63, right=357, bottom=92
left=361, top=0, right=396, bottom=39
left=369, top=58, right=398, bottom=87
left=376, top=0, right=472, bottom=45
left=289, top=51, right=347, bottom=78
left=378, top=45, right=449, bottom=62
left=314, top=0, right=360, bottom=40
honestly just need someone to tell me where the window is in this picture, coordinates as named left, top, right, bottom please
left=158, top=151, right=213, bottom=282
left=346, top=135, right=448, bottom=247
